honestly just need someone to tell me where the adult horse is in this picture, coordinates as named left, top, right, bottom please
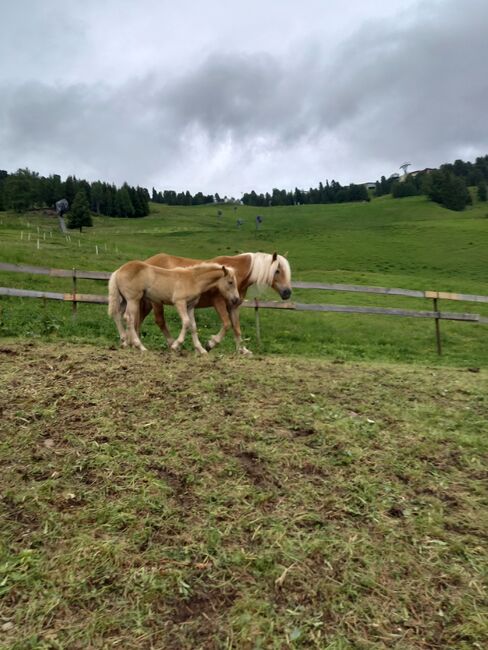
left=108, top=261, right=239, bottom=353
left=140, top=252, right=292, bottom=354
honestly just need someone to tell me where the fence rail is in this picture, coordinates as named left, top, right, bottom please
left=2, top=263, right=488, bottom=303
left=1, top=263, right=487, bottom=354
left=0, top=262, right=110, bottom=281
left=292, top=280, right=488, bottom=304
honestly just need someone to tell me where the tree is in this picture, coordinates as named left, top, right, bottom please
left=115, top=185, right=135, bottom=217
left=392, top=180, right=418, bottom=198
left=90, top=181, right=104, bottom=214
left=67, top=190, right=93, bottom=232
left=477, top=180, right=487, bottom=202
left=0, top=170, right=7, bottom=211
left=427, top=170, right=471, bottom=211
left=3, top=168, right=37, bottom=212
left=63, top=175, right=77, bottom=205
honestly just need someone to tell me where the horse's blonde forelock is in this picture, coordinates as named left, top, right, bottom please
left=277, top=254, right=291, bottom=283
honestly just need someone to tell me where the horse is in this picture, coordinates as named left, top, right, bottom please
left=139, top=252, right=292, bottom=355
left=108, top=261, right=240, bottom=353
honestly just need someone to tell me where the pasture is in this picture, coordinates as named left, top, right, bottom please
left=0, top=196, right=487, bottom=648
left=1, top=342, right=487, bottom=648
left=0, top=195, right=487, bottom=365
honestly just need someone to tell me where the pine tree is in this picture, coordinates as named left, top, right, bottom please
left=67, top=190, right=93, bottom=232
left=64, top=175, right=77, bottom=205
left=115, top=185, right=135, bottom=217
left=90, top=181, right=104, bottom=214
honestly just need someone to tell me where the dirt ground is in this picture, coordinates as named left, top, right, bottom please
left=1, top=341, right=487, bottom=649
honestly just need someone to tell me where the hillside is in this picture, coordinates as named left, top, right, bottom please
left=0, top=195, right=487, bottom=365
left=1, top=342, right=487, bottom=649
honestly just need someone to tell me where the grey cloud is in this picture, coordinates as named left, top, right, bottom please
left=1, top=0, right=487, bottom=192
left=159, top=52, right=313, bottom=142
left=315, top=1, right=488, bottom=162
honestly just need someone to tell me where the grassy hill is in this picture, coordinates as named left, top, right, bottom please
left=0, top=195, right=487, bottom=365
left=1, top=342, right=487, bottom=649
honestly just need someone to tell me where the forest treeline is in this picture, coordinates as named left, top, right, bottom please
left=242, top=155, right=488, bottom=211
left=375, top=155, right=488, bottom=211
left=0, top=154, right=487, bottom=218
left=0, top=169, right=150, bottom=218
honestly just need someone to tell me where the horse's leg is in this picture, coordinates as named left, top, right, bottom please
left=112, top=308, right=129, bottom=348
left=205, top=296, right=231, bottom=351
left=187, top=304, right=208, bottom=355
left=229, top=305, right=253, bottom=355
left=125, top=299, right=147, bottom=351
left=137, top=297, right=152, bottom=336
left=152, top=302, right=175, bottom=348
left=170, top=300, right=191, bottom=352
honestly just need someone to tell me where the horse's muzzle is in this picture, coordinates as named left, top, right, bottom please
left=280, top=288, right=292, bottom=300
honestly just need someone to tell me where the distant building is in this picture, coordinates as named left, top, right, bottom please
left=409, top=168, right=436, bottom=177
left=364, top=182, right=376, bottom=190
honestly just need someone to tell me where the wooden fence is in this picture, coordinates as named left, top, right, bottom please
left=1, top=262, right=487, bottom=355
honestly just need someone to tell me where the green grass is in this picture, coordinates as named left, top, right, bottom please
left=0, top=195, right=488, bottom=365
left=1, top=342, right=487, bottom=648
left=1, top=199, right=487, bottom=647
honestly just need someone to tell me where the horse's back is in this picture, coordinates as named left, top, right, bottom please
left=118, top=260, right=146, bottom=274
left=145, top=252, right=252, bottom=288
left=145, top=253, right=201, bottom=269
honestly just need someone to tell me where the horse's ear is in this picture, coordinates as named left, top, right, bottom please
left=222, top=265, right=228, bottom=276
left=272, top=252, right=278, bottom=262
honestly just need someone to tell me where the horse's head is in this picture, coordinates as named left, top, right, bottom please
left=217, top=266, right=240, bottom=307
left=270, top=252, right=292, bottom=300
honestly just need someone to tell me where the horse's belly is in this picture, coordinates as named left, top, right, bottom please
left=145, top=288, right=173, bottom=305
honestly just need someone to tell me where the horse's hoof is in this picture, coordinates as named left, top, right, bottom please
left=239, top=347, right=253, bottom=356
left=205, top=340, right=215, bottom=351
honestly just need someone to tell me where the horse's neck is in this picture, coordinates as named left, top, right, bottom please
left=194, top=267, right=222, bottom=290
left=249, top=253, right=272, bottom=287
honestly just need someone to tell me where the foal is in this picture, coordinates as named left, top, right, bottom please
left=108, top=261, right=239, bottom=353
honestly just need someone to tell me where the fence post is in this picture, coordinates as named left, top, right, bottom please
left=72, top=268, right=77, bottom=319
left=433, top=296, right=442, bottom=355
left=254, top=298, right=261, bottom=347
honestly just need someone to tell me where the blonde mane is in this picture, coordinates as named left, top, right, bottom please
left=247, top=252, right=291, bottom=290
left=171, top=262, right=225, bottom=274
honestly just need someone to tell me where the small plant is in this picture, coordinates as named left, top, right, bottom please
left=40, top=313, right=61, bottom=336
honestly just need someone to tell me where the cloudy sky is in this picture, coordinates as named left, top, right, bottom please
left=1, top=0, right=487, bottom=196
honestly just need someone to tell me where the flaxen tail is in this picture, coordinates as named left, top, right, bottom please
left=108, top=271, right=123, bottom=318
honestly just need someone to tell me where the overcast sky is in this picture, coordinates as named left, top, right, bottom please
left=1, top=0, right=487, bottom=196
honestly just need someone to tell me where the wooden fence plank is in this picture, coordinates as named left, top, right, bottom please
left=1, top=286, right=486, bottom=323
left=242, top=300, right=481, bottom=322
left=63, top=293, right=108, bottom=304
left=0, top=263, right=110, bottom=281
left=292, top=281, right=425, bottom=299
left=0, top=287, right=66, bottom=300
left=1, top=263, right=487, bottom=303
